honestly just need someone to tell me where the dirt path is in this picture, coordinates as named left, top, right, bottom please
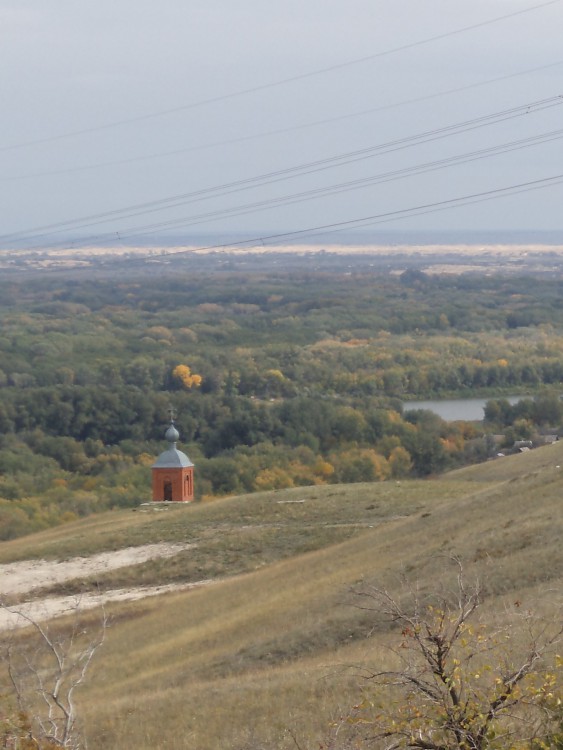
left=0, top=542, right=211, bottom=630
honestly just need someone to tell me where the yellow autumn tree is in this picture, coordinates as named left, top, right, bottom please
left=313, top=458, right=335, bottom=482
left=254, top=467, right=294, bottom=491
left=388, top=445, right=412, bottom=478
left=172, top=364, right=202, bottom=389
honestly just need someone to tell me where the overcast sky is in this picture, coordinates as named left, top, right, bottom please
left=1, top=0, right=563, bottom=249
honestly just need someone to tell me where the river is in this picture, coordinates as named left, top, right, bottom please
left=403, top=396, right=524, bottom=422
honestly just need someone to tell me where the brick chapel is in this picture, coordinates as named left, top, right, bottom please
left=151, top=420, right=194, bottom=502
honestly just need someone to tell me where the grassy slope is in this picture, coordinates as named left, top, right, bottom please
left=2, top=444, right=562, bottom=749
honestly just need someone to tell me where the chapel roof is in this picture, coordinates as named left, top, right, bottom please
left=152, top=420, right=194, bottom=469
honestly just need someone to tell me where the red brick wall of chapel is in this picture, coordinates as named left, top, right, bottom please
left=152, top=467, right=194, bottom=502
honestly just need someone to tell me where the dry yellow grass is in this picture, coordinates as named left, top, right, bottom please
left=2, top=445, right=562, bottom=749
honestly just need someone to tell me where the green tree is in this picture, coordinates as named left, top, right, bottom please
left=402, top=430, right=447, bottom=476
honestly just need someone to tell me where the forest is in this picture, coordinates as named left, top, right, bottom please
left=2, top=253, right=563, bottom=540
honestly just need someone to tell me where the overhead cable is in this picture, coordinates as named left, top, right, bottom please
left=3, top=95, right=561, bottom=245
left=3, top=65, right=563, bottom=183
left=168, top=173, right=563, bottom=253
left=18, top=124, right=563, bottom=250
left=0, top=0, right=560, bottom=153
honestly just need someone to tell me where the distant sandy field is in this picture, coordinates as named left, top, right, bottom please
left=2, top=242, right=563, bottom=259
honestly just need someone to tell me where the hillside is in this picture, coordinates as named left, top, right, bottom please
left=1, top=443, right=562, bottom=749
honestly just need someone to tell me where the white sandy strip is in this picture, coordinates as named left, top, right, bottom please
left=0, top=542, right=214, bottom=630
left=0, top=580, right=214, bottom=630
left=0, top=543, right=194, bottom=596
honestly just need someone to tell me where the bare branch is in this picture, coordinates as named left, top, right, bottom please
left=327, top=561, right=562, bottom=750
left=0, top=598, right=107, bottom=749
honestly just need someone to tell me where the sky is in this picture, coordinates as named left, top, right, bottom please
left=1, top=0, right=563, bottom=250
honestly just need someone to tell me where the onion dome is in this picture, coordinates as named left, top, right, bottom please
left=152, top=421, right=194, bottom=469
left=165, top=423, right=180, bottom=444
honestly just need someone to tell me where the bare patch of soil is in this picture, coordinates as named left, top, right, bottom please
left=0, top=542, right=212, bottom=630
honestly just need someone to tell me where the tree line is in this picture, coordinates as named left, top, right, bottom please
left=1, top=266, right=563, bottom=539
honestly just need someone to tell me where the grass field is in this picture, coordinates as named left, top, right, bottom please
left=1, top=443, right=562, bottom=749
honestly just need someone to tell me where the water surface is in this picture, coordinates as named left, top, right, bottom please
left=404, top=396, right=523, bottom=422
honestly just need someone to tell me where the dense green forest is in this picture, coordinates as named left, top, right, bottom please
left=1, top=256, right=563, bottom=539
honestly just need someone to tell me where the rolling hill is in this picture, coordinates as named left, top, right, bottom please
left=1, top=442, right=562, bottom=749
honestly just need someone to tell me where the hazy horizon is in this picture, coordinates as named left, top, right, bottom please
left=4, top=228, right=562, bottom=252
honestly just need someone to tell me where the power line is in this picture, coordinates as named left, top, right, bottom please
left=166, top=174, right=563, bottom=254
left=83, top=129, right=563, bottom=243
left=19, top=123, right=563, bottom=250
left=4, top=59, right=563, bottom=183
left=3, top=95, right=561, bottom=244
left=0, top=0, right=560, bottom=153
